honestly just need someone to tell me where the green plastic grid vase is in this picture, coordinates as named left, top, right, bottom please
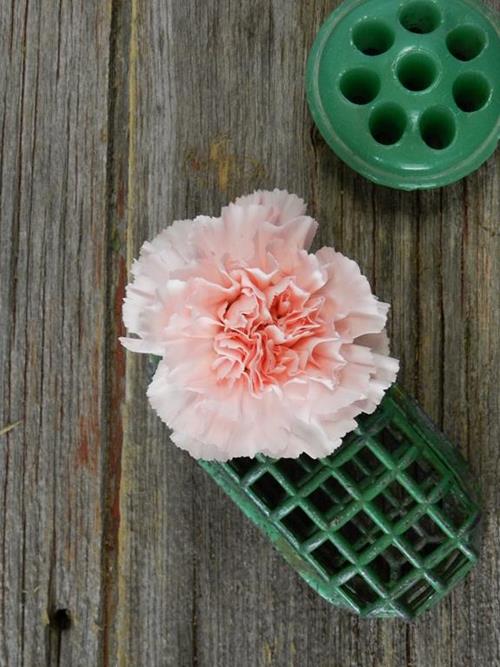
left=306, top=0, right=500, bottom=189
left=200, top=385, right=481, bottom=620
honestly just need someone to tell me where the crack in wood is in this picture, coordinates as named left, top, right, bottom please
left=99, top=0, right=133, bottom=665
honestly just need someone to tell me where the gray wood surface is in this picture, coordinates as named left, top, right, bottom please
left=0, top=1, right=498, bottom=666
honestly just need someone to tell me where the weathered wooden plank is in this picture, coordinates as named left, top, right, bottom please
left=105, top=3, right=197, bottom=666
left=0, top=1, right=112, bottom=665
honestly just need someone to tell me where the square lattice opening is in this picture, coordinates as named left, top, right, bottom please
left=338, top=511, right=380, bottom=551
left=250, top=473, right=287, bottom=510
left=276, top=459, right=310, bottom=488
left=281, top=506, right=317, bottom=543
left=341, top=574, right=379, bottom=607
left=397, top=578, right=434, bottom=613
left=229, top=457, right=256, bottom=479
left=311, top=539, right=347, bottom=576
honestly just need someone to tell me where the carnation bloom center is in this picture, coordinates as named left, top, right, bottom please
left=211, top=268, right=326, bottom=395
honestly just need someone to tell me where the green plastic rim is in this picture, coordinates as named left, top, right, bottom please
left=306, top=0, right=500, bottom=190
left=200, top=385, right=481, bottom=620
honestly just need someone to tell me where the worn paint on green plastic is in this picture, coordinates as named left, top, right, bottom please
left=200, top=385, right=481, bottom=620
left=306, top=0, right=500, bottom=189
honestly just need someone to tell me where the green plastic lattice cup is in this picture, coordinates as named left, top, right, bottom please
left=306, top=0, right=500, bottom=189
left=200, top=385, right=481, bottom=620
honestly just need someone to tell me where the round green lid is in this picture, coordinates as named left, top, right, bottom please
left=306, top=0, right=500, bottom=190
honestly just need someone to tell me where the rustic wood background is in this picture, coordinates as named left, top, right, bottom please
left=1, top=1, right=499, bottom=665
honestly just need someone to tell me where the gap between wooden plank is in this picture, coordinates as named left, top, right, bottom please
left=100, top=0, right=134, bottom=664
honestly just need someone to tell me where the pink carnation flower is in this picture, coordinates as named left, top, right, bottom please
left=120, top=190, right=399, bottom=461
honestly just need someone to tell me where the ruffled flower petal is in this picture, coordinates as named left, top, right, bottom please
left=121, top=190, right=399, bottom=460
left=234, top=188, right=307, bottom=223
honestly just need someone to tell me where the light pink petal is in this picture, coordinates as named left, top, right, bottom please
left=122, top=279, right=187, bottom=346
left=316, top=248, right=389, bottom=338
left=119, top=336, right=164, bottom=355
left=275, top=216, right=319, bottom=252
left=354, top=353, right=399, bottom=414
left=234, top=189, right=307, bottom=223
left=140, top=219, right=198, bottom=271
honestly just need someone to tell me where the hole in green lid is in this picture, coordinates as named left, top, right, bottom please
left=399, top=1, right=441, bottom=34
left=352, top=19, right=395, bottom=56
left=339, top=68, right=381, bottom=105
left=369, top=103, right=407, bottom=145
left=446, top=25, right=487, bottom=61
left=396, top=51, right=438, bottom=92
left=453, top=72, right=491, bottom=112
left=419, top=107, right=456, bottom=150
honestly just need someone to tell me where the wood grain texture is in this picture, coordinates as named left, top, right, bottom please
left=0, top=1, right=499, bottom=666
